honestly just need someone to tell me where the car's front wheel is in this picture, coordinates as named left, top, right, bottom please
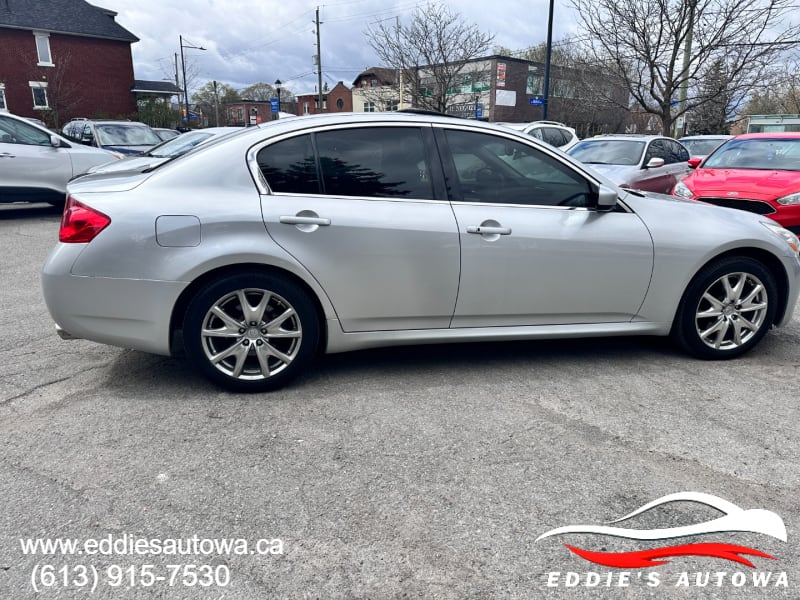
left=672, top=257, right=777, bottom=359
left=184, top=273, right=319, bottom=392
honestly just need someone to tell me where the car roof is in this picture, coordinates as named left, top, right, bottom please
left=732, top=132, right=800, bottom=140
left=679, top=135, right=733, bottom=140
left=580, top=134, right=667, bottom=142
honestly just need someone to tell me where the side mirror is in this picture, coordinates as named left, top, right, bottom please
left=687, top=157, right=702, bottom=168
left=596, top=185, right=618, bottom=211
left=50, top=135, right=61, bottom=148
left=645, top=157, right=665, bottom=169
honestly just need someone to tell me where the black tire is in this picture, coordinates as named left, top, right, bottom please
left=672, top=256, right=777, bottom=359
left=184, top=273, right=319, bottom=392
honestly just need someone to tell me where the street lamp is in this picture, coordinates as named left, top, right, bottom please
left=274, top=79, right=282, bottom=120
left=179, top=35, right=206, bottom=126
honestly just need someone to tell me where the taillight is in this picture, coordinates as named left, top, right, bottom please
left=59, top=196, right=111, bottom=243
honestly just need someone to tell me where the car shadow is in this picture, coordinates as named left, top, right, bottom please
left=0, top=202, right=63, bottom=220
left=101, top=335, right=681, bottom=397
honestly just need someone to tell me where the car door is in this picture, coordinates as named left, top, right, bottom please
left=258, top=125, right=461, bottom=332
left=437, top=127, right=653, bottom=327
left=664, top=139, right=692, bottom=185
left=636, top=140, right=676, bottom=194
left=0, top=114, right=72, bottom=203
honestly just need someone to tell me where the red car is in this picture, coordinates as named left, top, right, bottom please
left=672, top=133, right=800, bottom=233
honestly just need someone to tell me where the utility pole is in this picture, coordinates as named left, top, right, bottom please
left=213, top=80, right=220, bottom=127
left=316, top=7, right=323, bottom=113
left=174, top=53, right=182, bottom=121
left=676, top=0, right=696, bottom=137
left=542, top=0, right=554, bottom=120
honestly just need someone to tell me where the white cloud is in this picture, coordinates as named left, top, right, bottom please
left=96, top=0, right=579, bottom=96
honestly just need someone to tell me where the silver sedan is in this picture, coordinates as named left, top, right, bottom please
left=42, top=113, right=800, bottom=392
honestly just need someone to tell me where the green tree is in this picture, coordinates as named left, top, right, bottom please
left=240, top=82, right=275, bottom=101
left=688, top=60, right=731, bottom=135
left=192, top=81, right=241, bottom=126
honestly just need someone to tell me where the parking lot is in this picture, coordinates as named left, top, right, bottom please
left=1, top=202, right=799, bottom=598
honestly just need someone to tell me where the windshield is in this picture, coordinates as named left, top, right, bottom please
left=703, top=138, right=800, bottom=171
left=95, top=124, right=162, bottom=146
left=567, top=140, right=645, bottom=166
left=681, top=138, right=728, bottom=156
left=149, top=132, right=214, bottom=158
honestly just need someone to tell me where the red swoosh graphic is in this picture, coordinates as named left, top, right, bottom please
left=565, top=543, right=775, bottom=569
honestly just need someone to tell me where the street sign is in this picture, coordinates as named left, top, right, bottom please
left=529, top=97, right=544, bottom=106
left=476, top=103, right=483, bottom=119
left=270, top=98, right=279, bottom=113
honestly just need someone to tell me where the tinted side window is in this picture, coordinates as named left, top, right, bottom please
left=0, top=115, right=51, bottom=146
left=443, top=129, right=591, bottom=207
left=315, top=127, right=433, bottom=199
left=542, top=127, right=566, bottom=147
left=257, top=134, right=320, bottom=194
left=645, top=140, right=666, bottom=164
left=670, top=140, right=690, bottom=162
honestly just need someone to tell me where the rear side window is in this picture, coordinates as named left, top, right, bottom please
left=315, top=127, right=434, bottom=199
left=257, top=134, right=320, bottom=194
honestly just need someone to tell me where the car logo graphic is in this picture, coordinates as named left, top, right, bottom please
left=536, top=492, right=785, bottom=568
left=727, top=191, right=740, bottom=197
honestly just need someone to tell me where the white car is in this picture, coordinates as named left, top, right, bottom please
left=0, top=112, right=118, bottom=206
left=497, top=120, right=579, bottom=151
left=87, top=127, right=242, bottom=174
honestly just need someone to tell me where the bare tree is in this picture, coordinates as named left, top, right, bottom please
left=495, top=40, right=630, bottom=135
left=44, top=51, right=84, bottom=127
left=365, top=3, right=494, bottom=113
left=570, top=0, right=800, bottom=134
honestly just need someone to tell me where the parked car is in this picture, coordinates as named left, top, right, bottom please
left=42, top=113, right=800, bottom=392
left=679, top=134, right=733, bottom=159
left=153, top=127, right=181, bottom=142
left=673, top=133, right=800, bottom=233
left=86, top=127, right=242, bottom=174
left=497, top=120, right=579, bottom=151
left=62, top=119, right=163, bottom=155
left=0, top=112, right=118, bottom=206
left=567, top=134, right=691, bottom=194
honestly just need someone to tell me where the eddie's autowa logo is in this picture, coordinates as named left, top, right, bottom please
left=537, top=492, right=789, bottom=589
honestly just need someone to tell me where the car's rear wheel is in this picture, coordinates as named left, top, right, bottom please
left=184, top=273, right=319, bottom=392
left=672, top=257, right=777, bottom=359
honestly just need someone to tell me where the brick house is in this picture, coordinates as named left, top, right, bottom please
left=0, top=0, right=139, bottom=127
left=351, top=68, right=408, bottom=113
left=295, top=81, right=352, bottom=116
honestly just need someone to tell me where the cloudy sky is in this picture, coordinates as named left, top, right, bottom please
left=96, top=0, right=580, bottom=96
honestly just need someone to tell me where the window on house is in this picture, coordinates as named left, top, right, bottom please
left=303, top=102, right=310, bottom=115
left=29, top=82, right=49, bottom=109
left=34, top=32, right=53, bottom=66
left=363, top=102, right=375, bottom=113
left=370, top=79, right=377, bottom=87
left=0, top=84, right=7, bottom=111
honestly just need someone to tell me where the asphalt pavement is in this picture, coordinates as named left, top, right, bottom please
left=1, top=203, right=798, bottom=599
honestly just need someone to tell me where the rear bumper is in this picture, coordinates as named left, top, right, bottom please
left=42, top=244, right=185, bottom=355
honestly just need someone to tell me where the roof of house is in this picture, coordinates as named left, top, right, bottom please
left=352, top=67, right=397, bottom=86
left=131, top=80, right=182, bottom=95
left=0, top=0, right=139, bottom=42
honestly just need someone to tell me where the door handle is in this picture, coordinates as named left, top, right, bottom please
left=466, top=225, right=511, bottom=235
left=0, top=152, right=15, bottom=158
left=279, top=215, right=331, bottom=226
